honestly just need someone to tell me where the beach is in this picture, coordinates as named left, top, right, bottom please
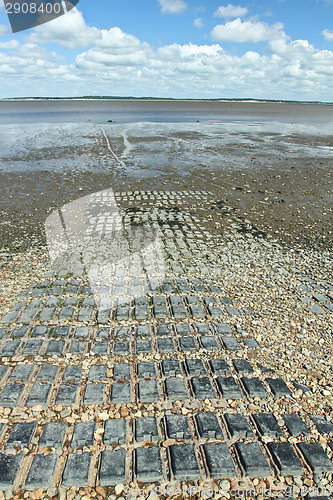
left=0, top=100, right=332, bottom=497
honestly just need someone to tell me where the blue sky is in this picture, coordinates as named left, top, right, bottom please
left=0, top=0, right=333, bottom=100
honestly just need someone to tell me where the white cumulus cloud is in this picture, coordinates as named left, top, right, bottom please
left=28, top=9, right=99, bottom=49
left=158, top=0, right=188, bottom=15
left=211, top=18, right=285, bottom=43
left=214, top=4, right=249, bottom=19
left=323, top=29, right=333, bottom=41
left=194, top=18, right=204, bottom=28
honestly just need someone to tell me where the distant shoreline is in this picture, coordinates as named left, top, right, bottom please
left=1, top=96, right=332, bottom=106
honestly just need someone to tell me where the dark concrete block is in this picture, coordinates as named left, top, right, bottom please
left=25, top=454, right=58, bottom=490
left=84, top=383, right=105, bottom=405
left=200, top=336, right=219, bottom=350
left=0, top=454, right=23, bottom=488
left=136, top=339, right=152, bottom=354
left=111, top=381, right=131, bottom=403
left=99, top=449, right=126, bottom=486
left=45, top=340, right=65, bottom=356
left=195, top=413, right=223, bottom=439
left=136, top=447, right=163, bottom=482
left=39, top=422, right=67, bottom=448
left=162, top=360, right=182, bottom=377
left=156, top=325, right=173, bottom=337
left=267, top=442, right=304, bottom=476
left=252, top=413, right=283, bottom=438
left=210, top=359, right=230, bottom=376
left=138, top=379, right=159, bottom=403
left=1, top=340, right=20, bottom=356
left=88, top=365, right=107, bottom=382
left=216, top=377, right=242, bottom=399
left=203, top=442, right=236, bottom=478
left=6, top=422, right=36, bottom=449
left=232, top=359, right=254, bottom=374
left=22, top=340, right=43, bottom=355
left=104, top=419, right=127, bottom=446
left=0, top=383, right=25, bottom=407
left=69, top=340, right=87, bottom=354
left=165, top=414, right=191, bottom=440
left=241, top=377, right=267, bottom=399
left=179, top=337, right=197, bottom=351
left=221, top=336, right=241, bottom=351
left=135, top=417, right=159, bottom=443
left=310, top=416, right=333, bottom=437
left=137, top=362, right=156, bottom=379
left=63, top=365, right=82, bottom=383
left=224, top=413, right=254, bottom=439
left=235, top=442, right=271, bottom=477
left=241, top=337, right=260, bottom=349
left=37, top=365, right=59, bottom=382
left=55, top=384, right=78, bottom=405
left=186, top=359, right=206, bottom=377
left=266, top=378, right=291, bottom=397
left=74, top=327, right=90, bottom=339
left=175, top=323, right=192, bottom=335
left=165, top=378, right=188, bottom=401
left=53, top=326, right=70, bottom=338
left=62, top=453, right=92, bottom=487
left=158, top=338, right=175, bottom=353
left=169, top=444, right=200, bottom=480
left=72, top=421, right=96, bottom=448
left=214, top=323, right=232, bottom=334
left=26, top=383, right=51, bottom=406
left=10, top=364, right=34, bottom=382
left=113, top=363, right=131, bottom=381
left=115, top=326, right=131, bottom=339
left=297, top=443, right=333, bottom=474
left=191, top=377, right=215, bottom=399
left=114, top=340, right=130, bottom=355
left=282, top=414, right=311, bottom=437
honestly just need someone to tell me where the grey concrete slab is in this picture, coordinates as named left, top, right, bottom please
left=232, top=359, right=254, bottom=374
left=191, top=377, right=215, bottom=399
left=266, top=378, right=291, bottom=397
left=195, top=413, right=223, bottom=439
left=26, top=383, right=52, bottom=406
left=113, top=363, right=131, bottom=381
left=63, top=365, right=82, bottom=383
left=84, top=383, right=105, bottom=405
left=135, top=417, right=159, bottom=443
left=45, top=340, right=65, bottom=356
left=241, top=377, right=267, bottom=399
left=55, top=384, right=78, bottom=405
left=165, top=378, right=188, bottom=401
left=297, top=443, right=333, bottom=474
left=282, top=414, right=311, bottom=437
left=6, top=422, right=36, bottom=449
left=25, top=454, right=58, bottom=490
left=169, top=444, right=200, bottom=480
left=0, top=454, right=24, bottom=489
left=104, top=419, right=127, bottom=446
left=137, top=362, right=156, bottom=379
left=165, top=415, right=191, bottom=440
left=200, top=336, right=219, bottom=350
left=310, top=416, right=333, bottom=437
left=71, top=421, right=96, bottom=448
left=10, top=364, right=34, bottom=382
left=210, top=359, right=230, bottom=376
left=236, top=442, right=271, bottom=478
left=241, top=337, right=260, bottom=349
left=138, top=379, right=159, bottom=403
left=37, top=365, right=59, bottom=382
left=114, top=340, right=130, bottom=355
left=0, top=383, right=25, bottom=407
left=221, top=336, right=241, bottom=351
left=1, top=340, right=20, bottom=356
left=62, top=453, right=92, bottom=487
left=39, top=422, right=67, bottom=448
left=267, top=442, right=304, bottom=476
left=22, top=339, right=43, bottom=356
left=216, top=377, right=242, bottom=399
left=157, top=337, right=175, bottom=353
left=111, top=381, right=131, bottom=403
left=214, top=323, right=232, bottom=334
left=136, top=447, right=163, bottom=482
left=224, top=413, right=254, bottom=439
left=88, top=365, right=107, bottom=382
left=203, top=443, right=236, bottom=478
left=99, top=449, right=126, bottom=486
left=252, top=413, right=284, bottom=438
left=186, top=359, right=206, bottom=376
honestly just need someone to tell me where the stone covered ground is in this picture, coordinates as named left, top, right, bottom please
left=0, top=190, right=332, bottom=500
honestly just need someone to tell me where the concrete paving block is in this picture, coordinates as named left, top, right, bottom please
left=138, top=379, right=159, bottom=403
left=169, top=444, right=200, bottom=480
left=165, top=378, right=188, bottom=401
left=0, top=454, right=24, bottom=489
left=216, top=377, right=242, bottom=399
left=135, top=324, right=152, bottom=337
left=235, top=442, right=271, bottom=478
left=175, top=323, right=192, bottom=335
left=241, top=377, right=267, bottom=399
left=114, top=340, right=131, bottom=355
left=241, top=337, right=260, bottom=349
left=53, top=326, right=70, bottom=338
left=214, top=323, right=232, bottom=334
left=267, top=442, right=304, bottom=476
left=282, top=414, right=311, bottom=437
left=74, top=327, right=90, bottom=339
left=111, top=381, right=131, bottom=403
left=224, top=413, right=254, bottom=439
left=55, top=384, right=78, bottom=405
left=99, top=449, right=126, bottom=486
left=0, top=365, right=8, bottom=382
left=1, top=340, right=20, bottom=356
left=191, top=377, right=215, bottom=399
left=266, top=378, right=291, bottom=397
left=84, top=383, right=105, bottom=405
left=62, top=452, right=92, bottom=487
left=156, top=325, right=173, bottom=337
left=113, top=363, right=131, bottom=381
left=22, top=339, right=43, bottom=355
left=195, top=413, right=223, bottom=439
left=297, top=443, right=333, bottom=474
left=310, top=416, right=333, bottom=437
left=136, top=339, right=152, bottom=354
left=6, top=422, right=36, bottom=449
left=10, top=364, right=34, bottom=382
left=158, top=337, right=175, bottom=353
left=179, top=337, right=197, bottom=351
left=25, top=454, right=58, bottom=490
left=39, top=422, right=67, bottom=448
left=232, top=359, right=254, bottom=374
left=45, top=340, right=65, bottom=356
left=137, top=362, right=156, bottom=378
left=104, top=419, right=127, bottom=446
left=186, top=359, right=206, bottom=377
left=200, top=336, right=219, bottom=350
left=252, top=413, right=283, bottom=438
left=0, top=383, right=25, bottom=407
left=221, top=336, right=241, bottom=351
left=115, top=326, right=131, bottom=339
left=162, top=360, right=182, bottom=377
left=37, top=365, right=59, bottom=383
left=72, top=421, right=96, bottom=448
left=135, top=417, right=159, bottom=443
left=210, top=359, right=230, bottom=376
left=10, top=326, right=28, bottom=338
left=26, top=383, right=52, bottom=406
left=165, top=415, right=191, bottom=440
left=88, top=365, right=107, bottom=382
left=203, top=442, right=236, bottom=478
left=136, top=446, right=163, bottom=482
left=63, top=365, right=82, bottom=383
left=69, top=340, right=87, bottom=354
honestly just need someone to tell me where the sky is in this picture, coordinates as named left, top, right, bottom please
left=0, top=0, right=333, bottom=100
